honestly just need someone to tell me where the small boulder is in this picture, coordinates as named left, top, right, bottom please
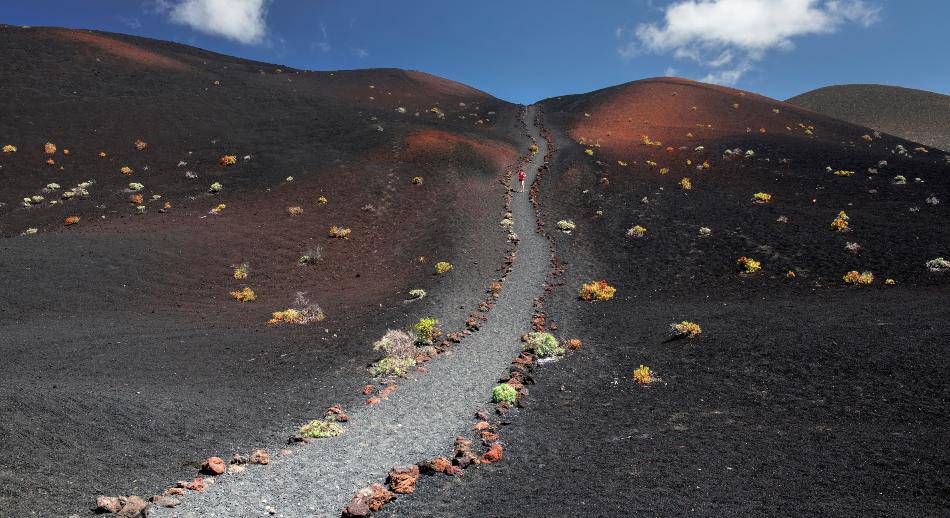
left=95, top=495, right=122, bottom=513
left=386, top=465, right=420, bottom=494
left=249, top=449, right=270, bottom=465
left=341, top=483, right=395, bottom=516
left=185, top=477, right=208, bottom=492
left=151, top=495, right=181, bottom=508
left=362, top=385, right=375, bottom=395
left=201, top=456, right=226, bottom=476
left=480, top=443, right=504, bottom=464
left=116, top=495, right=149, bottom=518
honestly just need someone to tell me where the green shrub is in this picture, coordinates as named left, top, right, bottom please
left=408, top=289, right=426, bottom=299
left=414, top=317, right=441, bottom=345
left=524, top=332, right=564, bottom=357
left=556, top=220, right=576, bottom=232
left=369, top=356, right=416, bottom=377
left=298, top=419, right=344, bottom=438
left=492, top=384, right=517, bottom=404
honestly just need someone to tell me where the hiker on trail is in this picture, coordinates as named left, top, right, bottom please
left=519, top=170, right=526, bottom=192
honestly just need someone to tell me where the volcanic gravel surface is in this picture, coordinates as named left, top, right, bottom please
left=151, top=105, right=550, bottom=518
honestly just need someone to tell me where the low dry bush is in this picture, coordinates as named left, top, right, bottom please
left=670, top=321, right=702, bottom=338
left=842, top=271, right=874, bottom=285
left=230, top=287, right=256, bottom=302
left=737, top=256, right=761, bottom=274
left=579, top=280, right=616, bottom=301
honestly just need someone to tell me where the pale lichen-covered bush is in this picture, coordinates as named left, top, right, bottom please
left=524, top=332, right=564, bottom=357
left=556, top=220, right=576, bottom=232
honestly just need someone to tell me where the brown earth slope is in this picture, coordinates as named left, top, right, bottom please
left=788, top=84, right=950, bottom=151
left=0, top=25, right=527, bottom=516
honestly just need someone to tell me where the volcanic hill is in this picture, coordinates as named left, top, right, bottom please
left=2, top=28, right=949, bottom=518
left=788, top=83, right=950, bottom=151
left=0, top=24, right=526, bottom=517
left=384, top=77, right=950, bottom=518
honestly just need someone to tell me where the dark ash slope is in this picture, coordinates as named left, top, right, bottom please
left=788, top=84, right=950, bottom=151
left=0, top=25, right=525, bottom=517
left=384, top=77, right=950, bottom=518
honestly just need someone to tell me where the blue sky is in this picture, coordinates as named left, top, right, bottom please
left=5, top=1, right=948, bottom=104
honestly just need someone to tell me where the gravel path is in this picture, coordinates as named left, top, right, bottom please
left=152, top=105, right=549, bottom=518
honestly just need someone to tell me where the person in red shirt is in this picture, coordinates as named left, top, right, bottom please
left=518, top=170, right=526, bottom=192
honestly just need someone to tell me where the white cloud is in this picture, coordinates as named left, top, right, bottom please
left=664, top=66, right=679, bottom=76
left=355, top=48, right=369, bottom=59
left=159, top=0, right=270, bottom=44
left=627, top=0, right=881, bottom=85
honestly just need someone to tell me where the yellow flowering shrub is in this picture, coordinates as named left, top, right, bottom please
left=44, top=142, right=57, bottom=154
left=633, top=365, right=656, bottom=384
left=579, top=280, right=616, bottom=301
left=435, top=261, right=453, bottom=274
left=831, top=211, right=849, bottom=232
left=134, top=139, right=147, bottom=151
left=627, top=225, right=647, bottom=238
left=737, top=256, right=761, bottom=274
left=752, top=192, right=772, bottom=204
left=230, top=287, right=256, bottom=302
left=329, top=225, right=351, bottom=239
left=219, top=155, right=237, bottom=166
left=2, top=144, right=16, bottom=153
left=287, top=206, right=303, bottom=216
left=680, top=177, right=692, bottom=190
left=843, top=271, right=874, bottom=285
left=233, top=264, right=249, bottom=279
left=670, top=321, right=702, bottom=338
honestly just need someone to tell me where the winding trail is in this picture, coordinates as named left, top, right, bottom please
left=153, top=105, right=550, bottom=518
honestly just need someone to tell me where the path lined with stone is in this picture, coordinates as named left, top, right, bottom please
left=151, top=105, right=550, bottom=518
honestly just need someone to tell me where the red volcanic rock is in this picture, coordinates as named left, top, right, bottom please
left=366, top=396, right=381, bottom=405
left=480, top=443, right=504, bottom=464
left=342, top=483, right=395, bottom=516
left=95, top=495, right=122, bottom=513
left=326, top=405, right=349, bottom=422
left=480, top=431, right=500, bottom=445
left=387, top=465, right=420, bottom=494
left=362, top=384, right=376, bottom=395
left=341, top=496, right=369, bottom=517
left=473, top=420, right=490, bottom=431
left=116, top=495, right=148, bottom=517
left=151, top=494, right=181, bottom=508
left=163, top=487, right=185, bottom=496
left=201, top=456, right=226, bottom=475
left=378, top=384, right=398, bottom=399
left=249, top=449, right=270, bottom=465
left=186, top=477, right=208, bottom=492
left=420, top=456, right=461, bottom=476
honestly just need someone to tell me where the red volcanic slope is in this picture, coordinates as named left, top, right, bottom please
left=549, top=77, right=882, bottom=154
